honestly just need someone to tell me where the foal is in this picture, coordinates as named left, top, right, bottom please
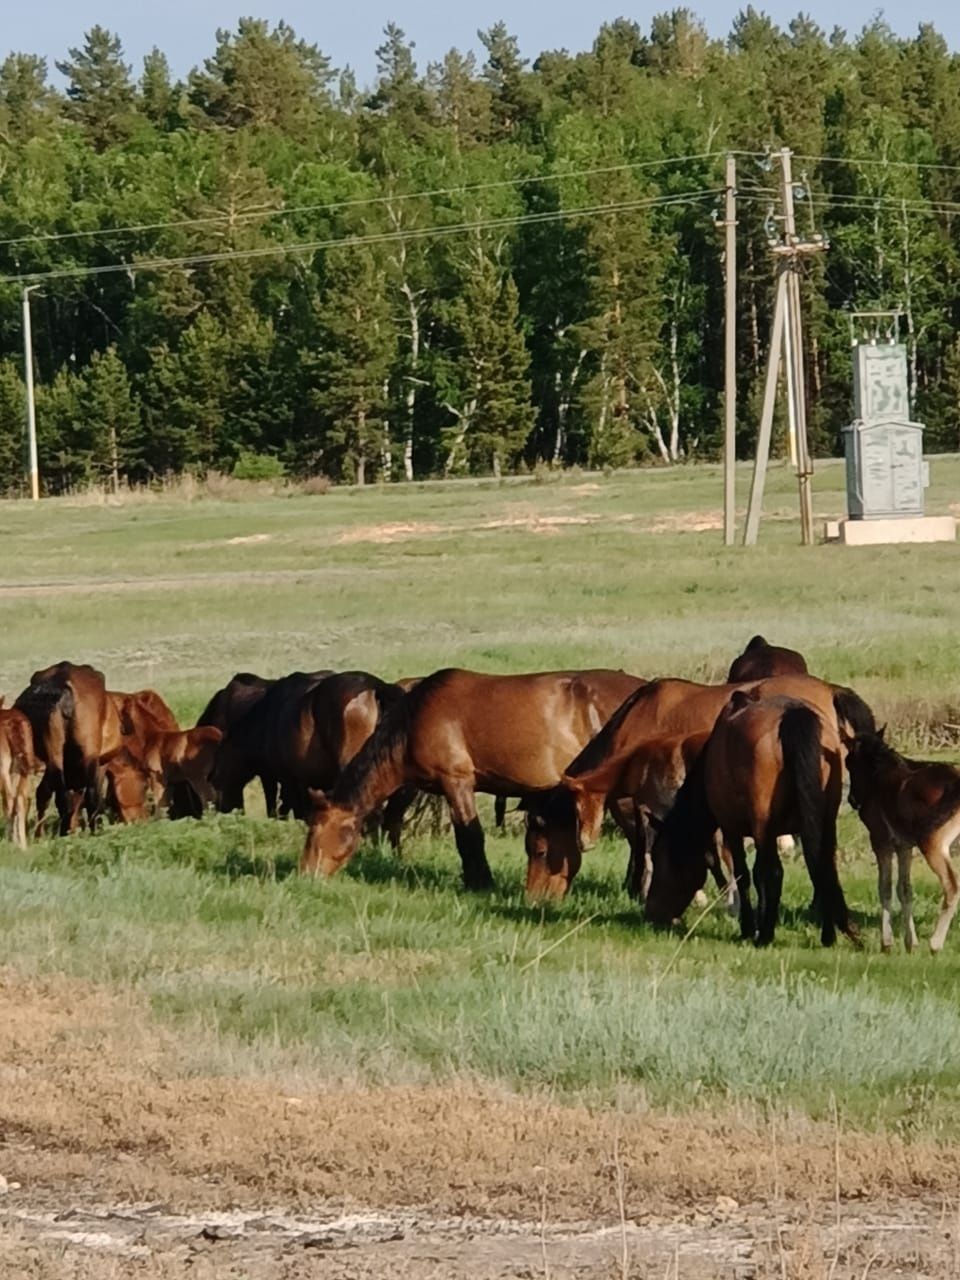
left=845, top=731, right=960, bottom=953
left=0, top=703, right=37, bottom=848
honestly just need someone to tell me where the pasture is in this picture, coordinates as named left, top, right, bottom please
left=2, top=457, right=960, bottom=1278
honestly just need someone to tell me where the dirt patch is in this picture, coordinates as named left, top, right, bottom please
left=337, top=522, right=445, bottom=544
left=0, top=971, right=958, bottom=1277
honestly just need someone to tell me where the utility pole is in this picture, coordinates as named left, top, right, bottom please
left=22, top=285, right=41, bottom=502
left=722, top=154, right=737, bottom=546
left=743, top=147, right=826, bottom=546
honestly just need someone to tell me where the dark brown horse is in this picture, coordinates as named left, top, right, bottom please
left=525, top=673, right=874, bottom=898
left=300, top=667, right=645, bottom=888
left=845, top=730, right=960, bottom=953
left=727, top=635, right=809, bottom=683
left=645, top=691, right=857, bottom=948
left=189, top=672, right=279, bottom=816
left=15, top=662, right=123, bottom=835
left=213, top=670, right=402, bottom=821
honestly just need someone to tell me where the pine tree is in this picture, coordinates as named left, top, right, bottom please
left=307, top=247, right=396, bottom=484
left=140, top=48, right=183, bottom=131
left=0, top=53, right=59, bottom=144
left=0, top=361, right=25, bottom=492
left=56, top=26, right=136, bottom=149
left=439, top=244, right=534, bottom=476
left=81, top=347, right=142, bottom=488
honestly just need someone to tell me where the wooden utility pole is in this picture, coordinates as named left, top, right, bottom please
left=743, top=147, right=825, bottom=546
left=22, top=285, right=41, bottom=502
left=722, top=154, right=737, bottom=546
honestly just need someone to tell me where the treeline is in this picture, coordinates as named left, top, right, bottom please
left=1, top=12, right=959, bottom=492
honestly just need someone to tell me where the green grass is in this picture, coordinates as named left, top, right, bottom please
left=2, top=460, right=960, bottom=1133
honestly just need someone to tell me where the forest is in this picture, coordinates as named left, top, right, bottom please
left=0, top=11, right=958, bottom=491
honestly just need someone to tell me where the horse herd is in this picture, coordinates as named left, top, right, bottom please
left=2, top=637, right=959, bottom=954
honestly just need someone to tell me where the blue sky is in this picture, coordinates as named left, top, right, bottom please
left=5, top=1, right=957, bottom=88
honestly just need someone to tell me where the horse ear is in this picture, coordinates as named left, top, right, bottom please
left=307, top=787, right=330, bottom=813
left=877, top=724, right=887, bottom=741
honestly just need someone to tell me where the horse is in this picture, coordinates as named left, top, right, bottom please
left=103, top=748, right=150, bottom=824
left=844, top=730, right=960, bottom=953
left=524, top=673, right=875, bottom=899
left=727, top=635, right=808, bottom=682
left=645, top=691, right=858, bottom=948
left=300, top=667, right=645, bottom=888
left=192, top=672, right=279, bottom=816
left=140, top=726, right=223, bottom=813
left=213, top=670, right=402, bottom=821
left=0, top=702, right=38, bottom=848
left=15, top=662, right=123, bottom=836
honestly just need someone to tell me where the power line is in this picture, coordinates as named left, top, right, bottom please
left=0, top=151, right=724, bottom=250
left=741, top=191, right=960, bottom=218
left=0, top=189, right=720, bottom=285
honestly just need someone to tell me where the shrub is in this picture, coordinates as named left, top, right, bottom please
left=231, top=451, right=286, bottom=482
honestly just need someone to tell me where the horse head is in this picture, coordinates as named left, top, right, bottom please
left=300, top=788, right=363, bottom=876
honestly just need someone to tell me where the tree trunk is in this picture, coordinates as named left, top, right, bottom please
left=356, top=407, right=366, bottom=486
left=109, top=423, right=119, bottom=493
left=381, top=378, right=392, bottom=481
left=401, top=281, right=420, bottom=481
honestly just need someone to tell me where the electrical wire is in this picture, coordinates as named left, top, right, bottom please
left=0, top=188, right=721, bottom=284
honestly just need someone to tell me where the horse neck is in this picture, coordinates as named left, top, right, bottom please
left=664, top=754, right=715, bottom=848
left=333, top=729, right=406, bottom=820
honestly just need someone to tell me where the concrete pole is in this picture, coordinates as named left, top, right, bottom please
left=22, top=285, right=41, bottom=501
left=723, top=154, right=737, bottom=546
left=779, top=148, right=814, bottom=545
left=743, top=269, right=787, bottom=546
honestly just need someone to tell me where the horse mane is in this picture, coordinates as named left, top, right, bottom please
left=659, top=745, right=716, bottom=860
left=331, top=668, right=456, bottom=809
left=565, top=682, right=665, bottom=780
left=832, top=687, right=877, bottom=737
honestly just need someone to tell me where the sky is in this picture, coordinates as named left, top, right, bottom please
left=4, top=0, right=958, bottom=88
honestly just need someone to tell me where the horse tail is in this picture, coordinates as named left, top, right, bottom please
left=832, top=687, right=876, bottom=738
left=779, top=705, right=846, bottom=945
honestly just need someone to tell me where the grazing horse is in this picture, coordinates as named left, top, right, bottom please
left=524, top=673, right=874, bottom=899
left=0, top=703, right=38, bottom=848
left=103, top=748, right=150, bottom=824
left=141, top=726, right=224, bottom=813
left=645, top=692, right=857, bottom=948
left=845, top=731, right=960, bottom=953
left=193, top=673, right=279, bottom=816
left=213, top=670, right=401, bottom=821
left=15, top=662, right=122, bottom=836
left=300, top=668, right=646, bottom=887
left=727, top=635, right=808, bottom=683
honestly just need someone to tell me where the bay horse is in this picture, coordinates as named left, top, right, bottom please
left=15, top=662, right=123, bottom=836
left=844, top=730, right=960, bottom=953
left=645, top=691, right=857, bottom=948
left=213, top=670, right=402, bottom=821
left=0, top=701, right=38, bottom=848
left=727, top=635, right=808, bottom=682
left=140, top=726, right=224, bottom=813
left=524, top=674, right=874, bottom=899
left=300, top=668, right=646, bottom=888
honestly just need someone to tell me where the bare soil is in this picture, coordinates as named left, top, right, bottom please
left=1, top=972, right=957, bottom=1278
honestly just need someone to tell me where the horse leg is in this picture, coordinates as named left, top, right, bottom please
left=727, top=835, right=754, bottom=941
left=921, top=835, right=960, bottom=954
left=382, top=786, right=416, bottom=854
left=624, top=803, right=649, bottom=901
left=753, top=833, right=783, bottom=947
left=34, top=770, right=53, bottom=838
left=895, top=845, right=918, bottom=953
left=494, top=795, right=507, bottom=832
left=443, top=781, right=494, bottom=891
left=875, top=842, right=895, bottom=953
left=13, top=772, right=30, bottom=850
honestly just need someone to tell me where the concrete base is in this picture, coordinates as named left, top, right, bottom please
left=825, top=515, right=956, bottom=546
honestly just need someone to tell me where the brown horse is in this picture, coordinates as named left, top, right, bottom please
left=645, top=691, right=857, bottom=948
left=845, top=730, right=960, bottom=953
left=104, top=748, right=150, bottom=824
left=213, top=670, right=401, bottom=821
left=141, top=726, right=223, bottom=813
left=0, top=703, right=38, bottom=848
left=15, top=662, right=123, bottom=836
left=727, top=635, right=808, bottom=682
left=300, top=667, right=645, bottom=888
left=525, top=673, right=875, bottom=898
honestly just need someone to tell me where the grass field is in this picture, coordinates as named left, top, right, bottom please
left=2, top=458, right=960, bottom=1275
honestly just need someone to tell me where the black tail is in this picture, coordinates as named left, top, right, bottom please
left=779, top=705, right=848, bottom=946
left=832, top=687, right=876, bottom=738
